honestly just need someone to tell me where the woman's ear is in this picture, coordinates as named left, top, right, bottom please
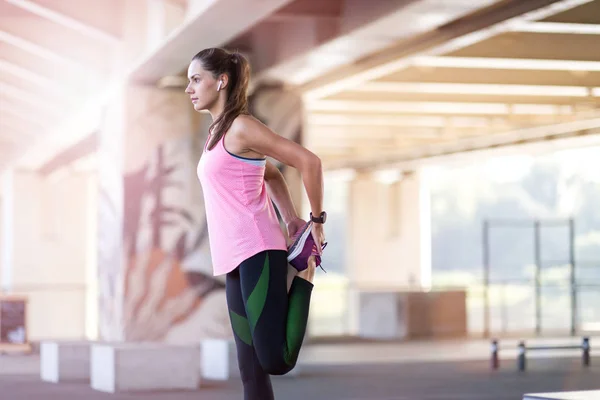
left=218, top=74, right=229, bottom=91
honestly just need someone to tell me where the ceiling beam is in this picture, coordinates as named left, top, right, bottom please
left=299, top=0, right=588, bottom=100
left=164, top=0, right=187, bottom=9
left=412, top=56, right=600, bottom=72
left=308, top=125, right=448, bottom=139
left=510, top=21, right=600, bottom=35
left=130, top=0, right=296, bottom=83
left=272, top=0, right=342, bottom=18
left=254, top=0, right=503, bottom=86
left=307, top=112, right=577, bottom=127
left=353, top=82, right=599, bottom=97
left=0, top=60, right=66, bottom=92
left=0, top=29, right=86, bottom=67
left=3, top=0, right=120, bottom=44
left=38, top=133, right=97, bottom=176
left=306, top=99, right=576, bottom=116
left=323, top=116, right=600, bottom=170
left=0, top=82, right=67, bottom=112
left=308, top=114, right=496, bottom=128
left=1, top=105, right=50, bottom=128
left=0, top=121, right=38, bottom=142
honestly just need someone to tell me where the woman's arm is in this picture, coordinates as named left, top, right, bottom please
left=233, top=115, right=325, bottom=249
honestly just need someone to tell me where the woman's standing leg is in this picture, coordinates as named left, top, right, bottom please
left=226, top=268, right=274, bottom=400
left=238, top=249, right=314, bottom=375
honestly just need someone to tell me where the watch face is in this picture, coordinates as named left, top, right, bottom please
left=311, top=212, right=327, bottom=223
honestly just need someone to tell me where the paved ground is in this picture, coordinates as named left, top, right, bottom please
left=0, top=356, right=598, bottom=400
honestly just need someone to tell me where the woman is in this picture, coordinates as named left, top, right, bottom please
left=187, top=47, right=327, bottom=400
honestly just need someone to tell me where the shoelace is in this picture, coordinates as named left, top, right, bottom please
left=312, top=242, right=328, bottom=273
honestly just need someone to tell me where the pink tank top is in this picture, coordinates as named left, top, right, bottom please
left=197, top=133, right=287, bottom=276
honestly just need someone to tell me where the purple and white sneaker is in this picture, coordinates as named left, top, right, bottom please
left=287, top=221, right=327, bottom=272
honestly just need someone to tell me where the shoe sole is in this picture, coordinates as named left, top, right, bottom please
left=287, top=222, right=312, bottom=262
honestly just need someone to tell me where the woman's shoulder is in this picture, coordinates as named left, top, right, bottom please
left=231, top=114, right=261, bottom=131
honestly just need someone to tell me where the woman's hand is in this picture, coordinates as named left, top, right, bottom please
left=311, top=222, right=326, bottom=255
left=286, top=217, right=307, bottom=239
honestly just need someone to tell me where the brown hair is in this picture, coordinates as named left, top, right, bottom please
left=192, top=48, right=251, bottom=150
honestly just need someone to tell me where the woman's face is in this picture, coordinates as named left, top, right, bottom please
left=185, top=59, right=219, bottom=112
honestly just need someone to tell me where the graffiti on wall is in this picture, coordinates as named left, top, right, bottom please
left=121, top=133, right=231, bottom=342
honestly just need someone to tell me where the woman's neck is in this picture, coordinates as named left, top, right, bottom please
left=208, top=96, right=226, bottom=121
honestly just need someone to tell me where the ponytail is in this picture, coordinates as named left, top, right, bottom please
left=192, top=48, right=251, bottom=150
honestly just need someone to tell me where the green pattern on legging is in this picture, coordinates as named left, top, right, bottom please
left=246, top=254, right=270, bottom=332
left=229, top=310, right=252, bottom=346
left=284, top=279, right=313, bottom=366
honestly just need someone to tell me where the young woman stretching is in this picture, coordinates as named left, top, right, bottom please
left=187, top=47, right=327, bottom=400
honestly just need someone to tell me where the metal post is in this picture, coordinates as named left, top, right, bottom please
left=483, top=220, right=490, bottom=338
left=517, top=341, right=526, bottom=371
left=569, top=218, right=577, bottom=336
left=534, top=220, right=541, bottom=336
left=501, top=281, right=507, bottom=334
left=491, top=339, right=499, bottom=370
left=583, top=337, right=590, bottom=367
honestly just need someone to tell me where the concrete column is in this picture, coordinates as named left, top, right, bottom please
left=99, top=84, right=231, bottom=344
left=119, top=0, right=149, bottom=67
left=248, top=84, right=305, bottom=213
left=347, top=169, right=432, bottom=337
left=97, top=90, right=126, bottom=342
left=0, top=168, right=93, bottom=340
left=1, top=170, right=14, bottom=292
left=146, top=0, right=167, bottom=52
left=146, top=0, right=186, bottom=52
left=348, top=169, right=431, bottom=289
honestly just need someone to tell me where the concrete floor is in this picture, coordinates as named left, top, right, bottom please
left=1, top=338, right=598, bottom=400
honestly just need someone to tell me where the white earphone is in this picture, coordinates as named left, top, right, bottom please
left=217, top=81, right=223, bottom=91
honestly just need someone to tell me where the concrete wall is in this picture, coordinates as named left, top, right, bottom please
left=1, top=169, right=95, bottom=340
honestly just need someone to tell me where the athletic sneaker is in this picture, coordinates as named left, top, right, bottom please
left=287, top=221, right=327, bottom=272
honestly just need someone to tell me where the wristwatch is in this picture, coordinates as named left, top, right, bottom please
left=310, top=211, right=327, bottom=224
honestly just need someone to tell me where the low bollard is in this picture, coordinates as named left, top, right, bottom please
left=491, top=339, right=499, bottom=370
left=517, top=341, right=526, bottom=372
left=583, top=337, right=590, bottom=367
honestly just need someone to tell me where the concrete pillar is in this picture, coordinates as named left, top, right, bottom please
left=119, top=84, right=231, bottom=343
left=347, top=169, right=432, bottom=337
left=0, top=168, right=94, bottom=340
left=348, top=169, right=431, bottom=289
left=248, top=84, right=305, bottom=213
left=1, top=170, right=14, bottom=293
left=146, top=0, right=187, bottom=52
left=97, top=90, right=126, bottom=342
left=95, top=82, right=233, bottom=343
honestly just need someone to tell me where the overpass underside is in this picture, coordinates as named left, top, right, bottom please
left=297, top=0, right=600, bottom=170
left=2, top=0, right=600, bottom=173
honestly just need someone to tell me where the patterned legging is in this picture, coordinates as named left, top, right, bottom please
left=225, top=250, right=313, bottom=400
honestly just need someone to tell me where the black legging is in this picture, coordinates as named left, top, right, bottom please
left=226, top=250, right=313, bottom=400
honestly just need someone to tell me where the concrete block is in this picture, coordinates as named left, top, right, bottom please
left=200, top=339, right=301, bottom=380
left=40, top=341, right=94, bottom=383
left=90, top=342, right=200, bottom=393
